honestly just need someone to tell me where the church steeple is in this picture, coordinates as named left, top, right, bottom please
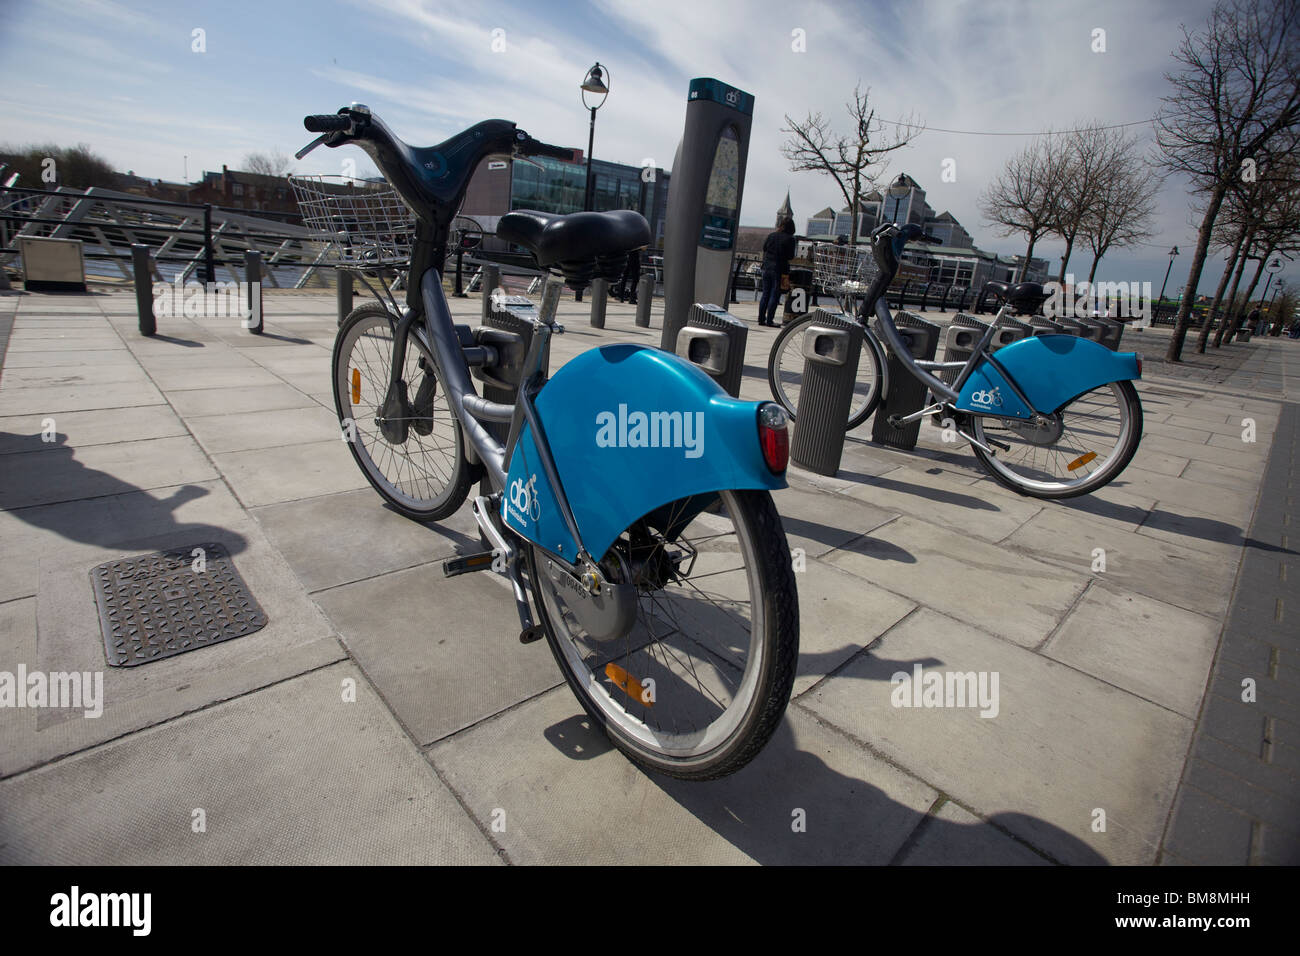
left=776, top=190, right=793, bottom=228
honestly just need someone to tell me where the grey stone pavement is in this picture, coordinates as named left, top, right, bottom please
left=0, top=285, right=1295, bottom=865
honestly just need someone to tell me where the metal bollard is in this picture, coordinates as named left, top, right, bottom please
left=590, top=278, right=608, bottom=329
left=674, top=303, right=747, bottom=397
left=871, top=311, right=939, bottom=451
left=480, top=264, right=501, bottom=323
left=635, top=274, right=653, bottom=328
left=336, top=269, right=353, bottom=327
left=131, top=244, right=156, bottom=337
left=942, top=314, right=989, bottom=366
left=243, top=249, right=263, bottom=335
left=789, top=313, right=863, bottom=476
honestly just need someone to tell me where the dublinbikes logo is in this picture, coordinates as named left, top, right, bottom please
left=1042, top=275, right=1152, bottom=323
left=968, top=386, right=1003, bottom=410
left=594, top=404, right=705, bottom=459
left=508, top=473, right=541, bottom=525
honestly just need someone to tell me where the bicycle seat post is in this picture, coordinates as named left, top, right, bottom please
left=538, top=274, right=566, bottom=329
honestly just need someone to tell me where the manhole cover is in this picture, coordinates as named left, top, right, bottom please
left=90, top=542, right=268, bottom=667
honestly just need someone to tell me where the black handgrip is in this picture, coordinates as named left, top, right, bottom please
left=526, top=139, right=575, bottom=161
left=304, top=114, right=350, bottom=133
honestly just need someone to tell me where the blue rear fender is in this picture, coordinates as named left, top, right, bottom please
left=954, top=334, right=1141, bottom=420
left=502, top=343, right=785, bottom=560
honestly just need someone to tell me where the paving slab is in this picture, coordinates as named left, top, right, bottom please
left=185, top=403, right=342, bottom=455
left=166, top=382, right=319, bottom=418
left=1002, top=506, right=1233, bottom=618
left=427, top=686, right=938, bottom=864
left=772, top=481, right=898, bottom=558
left=0, top=381, right=164, bottom=416
left=212, top=440, right=369, bottom=507
left=1043, top=585, right=1220, bottom=718
left=839, top=465, right=1044, bottom=544
left=801, top=608, right=1189, bottom=864
left=314, top=562, right=558, bottom=746
left=0, top=435, right=217, bottom=510
left=896, top=799, right=1052, bottom=865
left=0, top=405, right=187, bottom=456
left=1, top=512, right=345, bottom=774
left=0, top=663, right=497, bottom=864
left=0, top=479, right=243, bottom=603
left=251, top=487, right=480, bottom=593
left=824, top=515, right=1087, bottom=648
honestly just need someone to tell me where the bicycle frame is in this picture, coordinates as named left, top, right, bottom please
left=865, top=290, right=1140, bottom=432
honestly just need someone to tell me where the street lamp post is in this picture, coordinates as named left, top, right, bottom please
left=1156, top=246, right=1179, bottom=322
left=580, top=63, right=609, bottom=213
left=887, top=174, right=909, bottom=231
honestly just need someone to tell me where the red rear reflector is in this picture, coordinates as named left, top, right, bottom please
left=758, top=403, right=789, bottom=473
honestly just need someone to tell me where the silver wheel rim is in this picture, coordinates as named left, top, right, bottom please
left=336, top=312, right=462, bottom=512
left=972, top=382, right=1135, bottom=494
left=537, top=491, right=766, bottom=759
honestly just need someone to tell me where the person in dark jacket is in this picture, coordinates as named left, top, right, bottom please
left=613, top=248, right=641, bottom=304
left=758, top=219, right=796, bottom=327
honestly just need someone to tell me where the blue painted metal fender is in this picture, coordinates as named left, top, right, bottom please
left=955, top=334, right=1141, bottom=419
left=502, top=343, right=785, bottom=560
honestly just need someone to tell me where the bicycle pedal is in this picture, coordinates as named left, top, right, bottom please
left=443, top=551, right=497, bottom=577
left=519, top=625, right=546, bottom=644
left=987, top=437, right=1012, bottom=452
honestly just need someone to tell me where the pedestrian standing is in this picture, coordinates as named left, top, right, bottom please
left=758, top=219, right=796, bottom=327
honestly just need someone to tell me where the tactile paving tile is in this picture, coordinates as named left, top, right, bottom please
left=89, top=542, right=267, bottom=667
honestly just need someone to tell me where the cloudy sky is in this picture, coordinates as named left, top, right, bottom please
left=2, top=0, right=1291, bottom=295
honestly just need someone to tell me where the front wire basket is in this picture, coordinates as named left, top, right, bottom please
left=288, top=174, right=415, bottom=268
left=812, top=243, right=878, bottom=311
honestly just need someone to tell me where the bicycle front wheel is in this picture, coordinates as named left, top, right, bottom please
left=767, top=316, right=884, bottom=430
left=529, top=489, right=799, bottom=780
left=969, top=380, right=1143, bottom=499
left=333, top=302, right=478, bottom=520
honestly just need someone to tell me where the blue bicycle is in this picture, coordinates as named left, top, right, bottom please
left=297, top=105, right=798, bottom=779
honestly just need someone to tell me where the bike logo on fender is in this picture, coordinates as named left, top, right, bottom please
left=969, top=387, right=1003, bottom=409
left=508, top=474, right=541, bottom=524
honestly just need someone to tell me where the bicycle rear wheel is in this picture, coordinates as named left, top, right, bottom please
left=969, top=380, right=1142, bottom=499
left=767, top=315, right=885, bottom=430
left=528, top=489, right=798, bottom=780
left=333, top=302, right=478, bottom=520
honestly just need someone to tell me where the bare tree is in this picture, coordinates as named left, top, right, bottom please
left=1080, top=139, right=1161, bottom=283
left=1155, top=0, right=1300, bottom=361
left=243, top=150, right=294, bottom=177
left=1049, top=124, right=1130, bottom=283
left=781, top=84, right=920, bottom=244
left=979, top=135, right=1069, bottom=282
left=1217, top=157, right=1300, bottom=343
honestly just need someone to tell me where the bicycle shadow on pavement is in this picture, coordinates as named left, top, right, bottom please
left=0, top=431, right=248, bottom=557
left=1061, top=493, right=1298, bottom=556
left=581, top=716, right=1101, bottom=864
left=779, top=516, right=916, bottom=560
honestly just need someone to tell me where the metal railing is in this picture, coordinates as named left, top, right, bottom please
left=0, top=183, right=338, bottom=288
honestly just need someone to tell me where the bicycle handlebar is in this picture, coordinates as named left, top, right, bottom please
left=518, top=137, right=574, bottom=161
left=304, top=114, right=351, bottom=133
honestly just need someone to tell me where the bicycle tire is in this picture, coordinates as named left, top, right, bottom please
left=528, top=488, right=799, bottom=780
left=333, top=301, right=479, bottom=520
left=969, top=380, right=1143, bottom=499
